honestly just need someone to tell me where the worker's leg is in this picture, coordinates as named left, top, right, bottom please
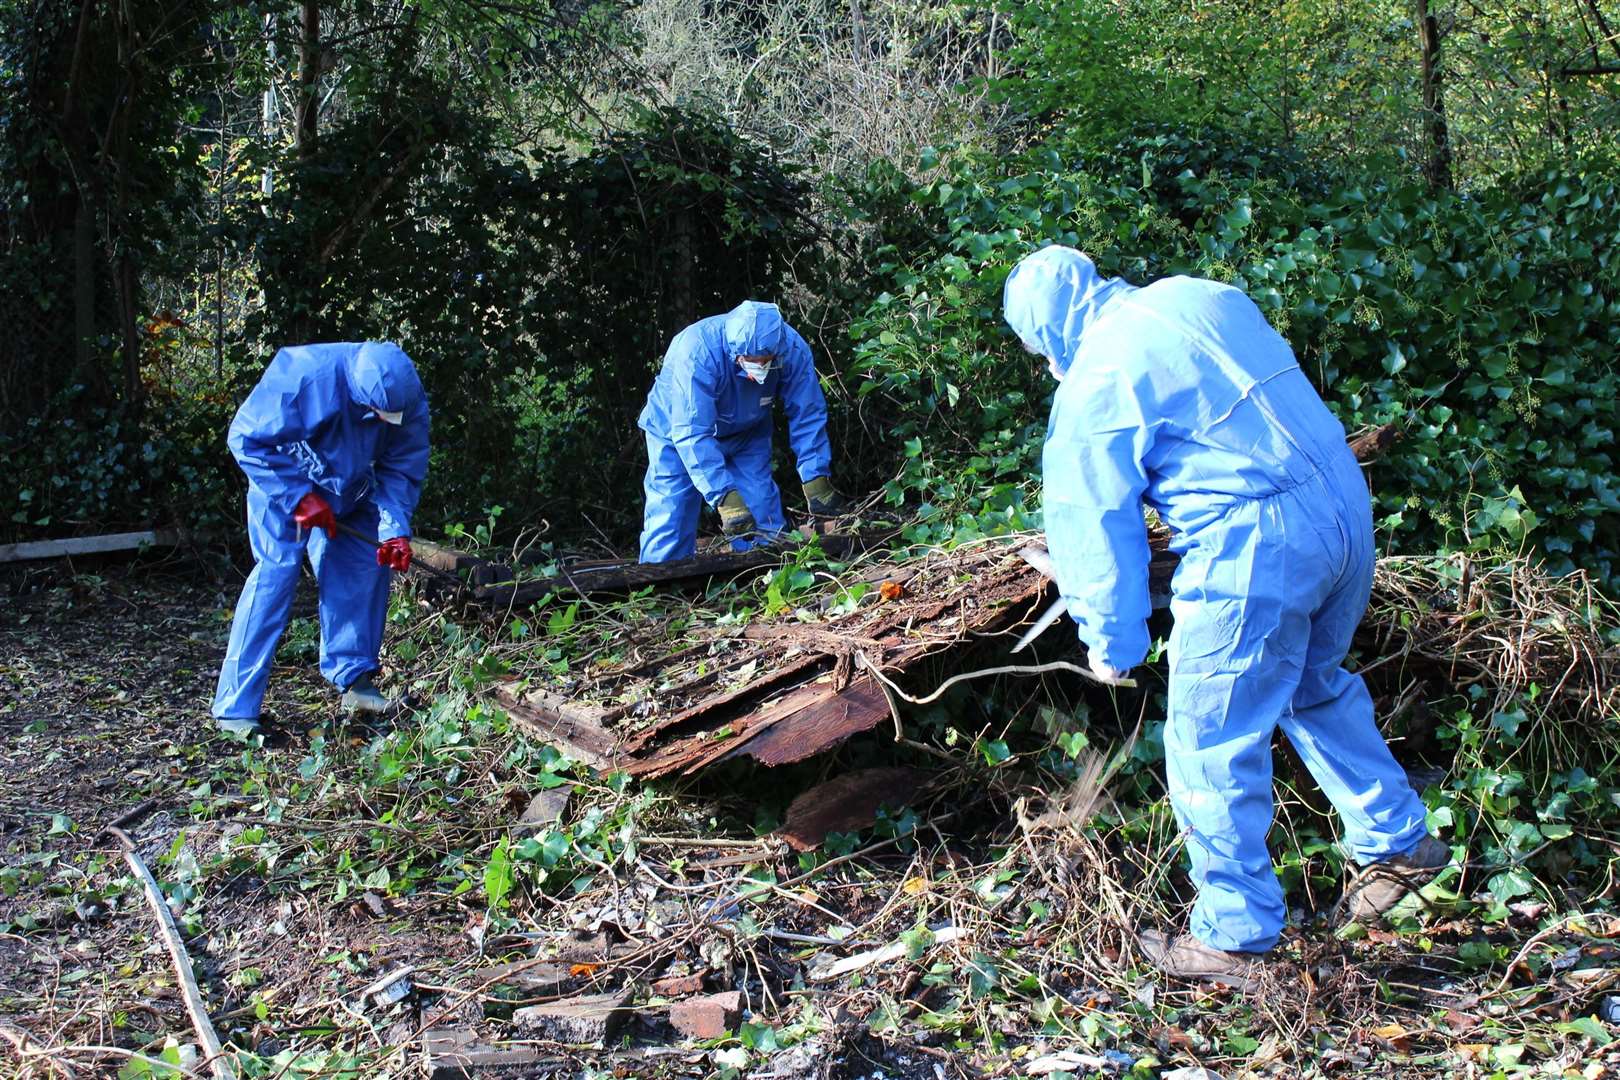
left=1278, top=466, right=1430, bottom=862
left=724, top=429, right=786, bottom=552
left=1166, top=499, right=1311, bottom=954
left=307, top=500, right=391, bottom=691
left=639, top=432, right=703, bottom=563
left=212, top=489, right=304, bottom=720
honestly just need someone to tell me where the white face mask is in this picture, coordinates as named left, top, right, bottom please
left=373, top=408, right=404, bottom=425
left=738, top=357, right=775, bottom=384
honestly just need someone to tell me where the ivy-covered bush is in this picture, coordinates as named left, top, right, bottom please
left=846, top=130, right=1620, bottom=580
left=249, top=104, right=822, bottom=542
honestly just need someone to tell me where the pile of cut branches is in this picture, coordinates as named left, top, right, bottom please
left=1361, top=554, right=1620, bottom=724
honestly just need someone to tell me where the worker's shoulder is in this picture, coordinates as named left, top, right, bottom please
left=779, top=322, right=813, bottom=362
left=1114, top=277, right=1274, bottom=342
left=256, top=344, right=352, bottom=392
left=670, top=316, right=728, bottom=356
left=1134, top=274, right=1253, bottom=311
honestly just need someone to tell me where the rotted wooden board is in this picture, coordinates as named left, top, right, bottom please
left=469, top=422, right=1397, bottom=779
left=483, top=539, right=1153, bottom=778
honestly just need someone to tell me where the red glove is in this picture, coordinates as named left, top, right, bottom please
left=292, top=492, right=337, bottom=539
left=377, top=537, right=412, bottom=571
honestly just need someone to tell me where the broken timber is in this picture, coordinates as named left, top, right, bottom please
left=476, top=424, right=1398, bottom=782
left=413, top=530, right=890, bottom=608
left=491, top=539, right=1176, bottom=780
left=0, top=528, right=185, bottom=563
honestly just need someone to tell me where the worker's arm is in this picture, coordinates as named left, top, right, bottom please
left=226, top=356, right=332, bottom=520
left=665, top=344, right=739, bottom=505
left=1041, top=364, right=1156, bottom=671
left=777, top=326, right=833, bottom=483
left=372, top=393, right=431, bottom=542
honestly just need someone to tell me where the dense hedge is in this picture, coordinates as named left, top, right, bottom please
left=1, top=107, right=821, bottom=546
left=847, top=130, right=1620, bottom=581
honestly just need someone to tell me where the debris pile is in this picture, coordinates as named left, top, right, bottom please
left=490, top=536, right=1175, bottom=778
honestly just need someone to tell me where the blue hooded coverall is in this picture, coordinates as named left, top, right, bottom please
left=212, top=342, right=431, bottom=721
left=637, top=301, right=833, bottom=563
left=1004, top=247, right=1429, bottom=953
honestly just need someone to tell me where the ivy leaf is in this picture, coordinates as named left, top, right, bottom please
left=484, top=838, right=514, bottom=910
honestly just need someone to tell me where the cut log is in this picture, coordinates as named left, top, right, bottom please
left=411, top=540, right=512, bottom=587
left=0, top=528, right=184, bottom=563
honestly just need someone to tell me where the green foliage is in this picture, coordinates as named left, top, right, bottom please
left=0, top=383, right=237, bottom=538
left=247, top=103, right=821, bottom=540
left=847, top=131, right=1620, bottom=577
left=996, top=0, right=1620, bottom=184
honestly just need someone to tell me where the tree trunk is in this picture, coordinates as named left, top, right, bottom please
left=73, top=198, right=95, bottom=378
left=1415, top=0, right=1453, bottom=190
left=292, top=0, right=321, bottom=342
left=106, top=0, right=143, bottom=411
left=296, top=0, right=319, bottom=157
left=262, top=12, right=278, bottom=197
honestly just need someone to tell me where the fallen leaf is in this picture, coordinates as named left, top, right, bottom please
left=1442, top=1008, right=1481, bottom=1032
left=902, top=877, right=930, bottom=896
left=879, top=580, right=905, bottom=601
left=569, top=963, right=597, bottom=977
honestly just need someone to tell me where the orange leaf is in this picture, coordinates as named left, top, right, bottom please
left=879, top=580, right=905, bottom=601
left=569, top=963, right=597, bottom=977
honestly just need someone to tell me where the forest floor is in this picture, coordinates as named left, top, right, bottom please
left=2, top=555, right=1618, bottom=1080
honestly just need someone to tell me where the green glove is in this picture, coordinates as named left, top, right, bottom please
left=718, top=490, right=756, bottom=537
left=803, top=475, right=847, bottom=515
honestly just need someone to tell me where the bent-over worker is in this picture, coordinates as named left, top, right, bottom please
left=1003, top=245, right=1448, bottom=987
left=212, top=342, right=430, bottom=736
left=637, top=301, right=843, bottom=563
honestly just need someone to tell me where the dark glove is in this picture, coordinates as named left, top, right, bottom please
left=802, top=475, right=847, bottom=515
left=377, top=537, right=413, bottom=571
left=718, top=490, right=756, bottom=538
left=292, top=492, right=337, bottom=539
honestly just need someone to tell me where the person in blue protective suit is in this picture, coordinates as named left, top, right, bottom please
left=637, top=300, right=842, bottom=563
left=211, top=342, right=431, bottom=737
left=1003, top=246, right=1449, bottom=988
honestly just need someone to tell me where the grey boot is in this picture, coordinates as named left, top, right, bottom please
left=216, top=716, right=263, bottom=738
left=340, top=673, right=392, bottom=714
left=1138, top=929, right=1268, bottom=992
left=1342, top=834, right=1451, bottom=923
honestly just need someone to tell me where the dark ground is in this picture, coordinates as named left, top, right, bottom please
left=5, top=557, right=1620, bottom=1079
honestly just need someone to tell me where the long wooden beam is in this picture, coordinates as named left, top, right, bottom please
left=0, top=529, right=184, bottom=563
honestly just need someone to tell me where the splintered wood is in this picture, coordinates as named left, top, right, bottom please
left=458, top=426, right=1398, bottom=780
left=491, top=538, right=1177, bottom=778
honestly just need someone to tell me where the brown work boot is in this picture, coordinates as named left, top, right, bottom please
left=1138, top=929, right=1267, bottom=991
left=1341, top=834, right=1451, bottom=924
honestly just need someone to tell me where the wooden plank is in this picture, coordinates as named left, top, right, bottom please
left=774, top=767, right=931, bottom=850
left=726, top=676, right=894, bottom=767
left=474, top=531, right=890, bottom=607
left=491, top=684, right=622, bottom=771
left=619, top=653, right=829, bottom=754
left=0, top=528, right=183, bottom=563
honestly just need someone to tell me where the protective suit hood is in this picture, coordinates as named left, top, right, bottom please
left=1002, top=246, right=1136, bottom=377
left=346, top=342, right=424, bottom=415
left=723, top=301, right=787, bottom=359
